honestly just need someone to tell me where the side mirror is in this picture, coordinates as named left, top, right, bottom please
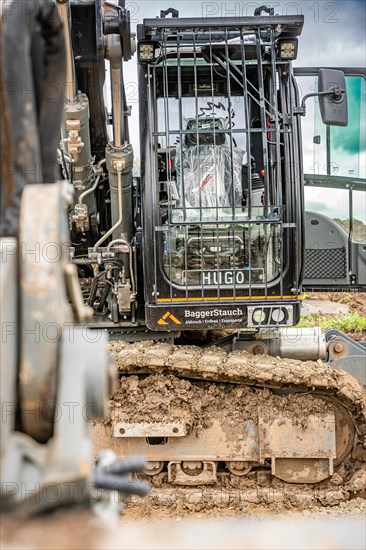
left=318, top=69, right=348, bottom=126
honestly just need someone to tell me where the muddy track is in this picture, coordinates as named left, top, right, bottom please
left=94, top=342, right=366, bottom=510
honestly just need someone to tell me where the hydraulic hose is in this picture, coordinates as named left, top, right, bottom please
left=78, top=159, right=106, bottom=204
left=107, top=239, right=136, bottom=297
left=93, top=162, right=124, bottom=249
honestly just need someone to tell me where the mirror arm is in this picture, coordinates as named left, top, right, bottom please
left=294, top=87, right=345, bottom=117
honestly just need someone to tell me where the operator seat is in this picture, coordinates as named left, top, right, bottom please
left=175, top=117, right=244, bottom=217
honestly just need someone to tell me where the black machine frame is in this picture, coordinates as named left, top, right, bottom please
left=138, top=15, right=305, bottom=330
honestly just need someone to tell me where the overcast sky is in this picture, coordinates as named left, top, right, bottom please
left=121, top=0, right=366, bottom=222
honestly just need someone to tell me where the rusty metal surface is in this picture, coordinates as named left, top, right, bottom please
left=168, top=461, right=218, bottom=486
left=18, top=184, right=73, bottom=443
left=260, top=413, right=336, bottom=483
left=272, top=457, right=333, bottom=484
left=259, top=413, right=336, bottom=460
left=107, top=419, right=259, bottom=463
left=0, top=0, right=66, bottom=237
left=96, top=341, right=366, bottom=497
left=99, top=408, right=339, bottom=484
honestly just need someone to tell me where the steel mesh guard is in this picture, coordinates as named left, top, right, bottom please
left=140, top=16, right=304, bottom=304
left=304, top=248, right=347, bottom=279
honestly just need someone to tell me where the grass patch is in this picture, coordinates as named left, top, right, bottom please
left=297, top=313, right=366, bottom=336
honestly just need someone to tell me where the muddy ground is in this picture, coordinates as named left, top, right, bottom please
left=122, top=496, right=366, bottom=521
left=104, top=291, right=366, bottom=522
left=101, top=340, right=366, bottom=523
left=110, top=373, right=332, bottom=430
left=304, top=292, right=365, bottom=341
left=1, top=499, right=365, bottom=550
left=2, top=293, right=365, bottom=550
left=307, top=292, right=365, bottom=316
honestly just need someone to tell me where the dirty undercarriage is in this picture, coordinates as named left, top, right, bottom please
left=93, top=342, right=366, bottom=508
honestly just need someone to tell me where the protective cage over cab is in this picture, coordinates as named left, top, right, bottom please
left=138, top=14, right=305, bottom=331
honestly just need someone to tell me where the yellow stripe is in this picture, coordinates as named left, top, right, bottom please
left=156, top=295, right=302, bottom=303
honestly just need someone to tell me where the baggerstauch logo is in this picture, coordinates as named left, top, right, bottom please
left=184, top=308, right=243, bottom=320
left=157, top=311, right=182, bottom=325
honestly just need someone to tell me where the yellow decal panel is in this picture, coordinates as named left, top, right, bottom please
left=157, top=311, right=182, bottom=325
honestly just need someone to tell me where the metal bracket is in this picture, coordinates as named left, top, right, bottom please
left=65, top=119, right=85, bottom=158
left=160, top=8, right=179, bottom=18
left=168, top=461, right=217, bottom=486
left=114, top=421, right=187, bottom=438
left=254, top=6, right=275, bottom=16
left=325, top=328, right=366, bottom=385
left=294, top=88, right=345, bottom=117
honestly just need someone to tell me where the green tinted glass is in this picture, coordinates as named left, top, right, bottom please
left=315, top=76, right=365, bottom=178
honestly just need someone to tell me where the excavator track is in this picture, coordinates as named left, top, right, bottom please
left=93, top=342, right=366, bottom=509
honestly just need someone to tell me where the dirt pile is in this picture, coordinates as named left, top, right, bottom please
left=108, top=342, right=366, bottom=419
left=110, top=373, right=333, bottom=436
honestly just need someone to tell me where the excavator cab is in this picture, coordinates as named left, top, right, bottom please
left=59, top=3, right=364, bottom=333
left=138, top=15, right=305, bottom=330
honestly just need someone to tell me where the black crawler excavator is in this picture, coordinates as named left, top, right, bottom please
left=1, top=0, right=365, bottom=511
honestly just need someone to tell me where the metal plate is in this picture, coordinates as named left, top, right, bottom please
left=108, top=419, right=259, bottom=462
left=272, top=458, right=333, bottom=484
left=259, top=413, right=336, bottom=460
left=114, top=422, right=187, bottom=438
left=260, top=412, right=336, bottom=483
left=18, top=184, right=72, bottom=443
